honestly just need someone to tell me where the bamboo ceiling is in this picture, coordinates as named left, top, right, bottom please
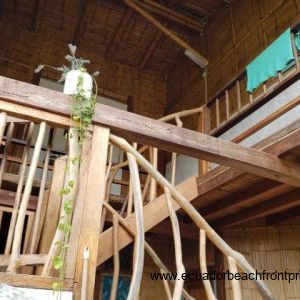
left=0, top=0, right=228, bottom=75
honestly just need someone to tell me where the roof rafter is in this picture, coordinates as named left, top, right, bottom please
left=105, top=7, right=133, bottom=57
left=137, top=0, right=204, bottom=32
left=72, top=0, right=95, bottom=46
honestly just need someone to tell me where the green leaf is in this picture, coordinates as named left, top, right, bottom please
left=53, top=256, right=63, bottom=270
left=64, top=200, right=73, bottom=215
left=52, top=281, right=62, bottom=291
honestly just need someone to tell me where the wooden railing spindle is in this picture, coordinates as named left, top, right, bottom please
left=7, top=122, right=46, bottom=273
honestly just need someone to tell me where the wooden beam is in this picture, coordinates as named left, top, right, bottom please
left=125, top=0, right=208, bottom=67
left=0, top=273, right=73, bottom=291
left=137, top=0, right=204, bottom=32
left=201, top=180, right=293, bottom=222
left=73, top=126, right=110, bottom=299
left=97, top=176, right=198, bottom=265
left=266, top=206, right=300, bottom=225
left=194, top=122, right=300, bottom=209
left=149, top=219, right=199, bottom=239
left=139, top=30, right=163, bottom=70
left=0, top=76, right=300, bottom=187
left=213, top=189, right=300, bottom=228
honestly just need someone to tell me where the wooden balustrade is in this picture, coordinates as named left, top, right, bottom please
left=206, top=25, right=300, bottom=137
left=0, top=75, right=293, bottom=299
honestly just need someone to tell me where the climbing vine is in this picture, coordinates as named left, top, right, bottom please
left=36, top=44, right=98, bottom=294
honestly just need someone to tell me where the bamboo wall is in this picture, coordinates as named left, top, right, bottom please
left=0, top=22, right=167, bottom=119
left=222, top=225, right=300, bottom=300
left=167, top=0, right=300, bottom=124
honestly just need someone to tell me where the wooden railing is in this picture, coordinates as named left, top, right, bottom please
left=206, top=25, right=300, bottom=137
left=0, top=76, right=287, bottom=299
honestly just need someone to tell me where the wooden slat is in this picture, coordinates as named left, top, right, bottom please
left=97, top=176, right=198, bottom=265
left=0, top=254, right=46, bottom=267
left=266, top=206, right=300, bottom=225
left=0, top=76, right=300, bottom=186
left=201, top=180, right=293, bottom=221
left=0, top=273, right=73, bottom=290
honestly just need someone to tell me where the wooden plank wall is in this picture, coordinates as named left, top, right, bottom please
left=0, top=23, right=167, bottom=119
left=222, top=224, right=300, bottom=299
left=167, top=0, right=300, bottom=128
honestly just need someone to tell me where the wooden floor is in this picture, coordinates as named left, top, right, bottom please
left=188, top=119, right=300, bottom=229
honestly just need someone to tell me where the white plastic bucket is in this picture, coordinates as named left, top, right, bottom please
left=63, top=70, right=93, bottom=98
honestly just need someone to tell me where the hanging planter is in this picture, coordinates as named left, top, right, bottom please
left=64, top=69, right=93, bottom=98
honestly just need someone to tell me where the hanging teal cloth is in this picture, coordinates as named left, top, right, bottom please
left=246, top=28, right=299, bottom=92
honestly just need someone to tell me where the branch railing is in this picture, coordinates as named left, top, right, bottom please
left=0, top=76, right=281, bottom=299
left=102, top=132, right=275, bottom=300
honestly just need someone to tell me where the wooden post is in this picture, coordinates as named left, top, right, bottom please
left=0, top=122, right=14, bottom=186
left=228, top=256, right=242, bottom=300
left=0, top=112, right=7, bottom=144
left=149, top=147, right=158, bottom=201
left=110, top=215, right=120, bottom=300
left=225, top=90, right=230, bottom=121
left=197, top=105, right=210, bottom=176
left=291, top=32, right=300, bottom=71
left=199, top=230, right=217, bottom=300
left=215, top=98, right=220, bottom=128
left=236, top=80, right=242, bottom=110
left=73, top=125, right=110, bottom=300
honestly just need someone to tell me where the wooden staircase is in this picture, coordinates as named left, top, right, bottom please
left=1, top=76, right=299, bottom=299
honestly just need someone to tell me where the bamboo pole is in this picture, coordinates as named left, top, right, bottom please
left=126, top=152, right=145, bottom=299
left=0, top=122, right=14, bottom=186
left=164, top=187, right=185, bottom=300
left=124, top=0, right=208, bottom=67
left=161, top=269, right=172, bottom=300
left=100, top=168, right=118, bottom=233
left=5, top=122, right=34, bottom=254
left=110, top=106, right=203, bottom=173
left=0, top=112, right=7, bottom=144
left=171, top=115, right=183, bottom=185
left=30, top=128, right=54, bottom=254
left=149, top=147, right=157, bottom=201
left=199, top=230, right=217, bottom=300
left=110, top=215, right=120, bottom=300
left=142, top=174, right=151, bottom=202
left=228, top=256, right=242, bottom=300
left=80, top=247, right=89, bottom=300
left=102, top=201, right=195, bottom=300
left=42, top=127, right=80, bottom=276
left=7, top=122, right=46, bottom=273
left=109, top=134, right=275, bottom=300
